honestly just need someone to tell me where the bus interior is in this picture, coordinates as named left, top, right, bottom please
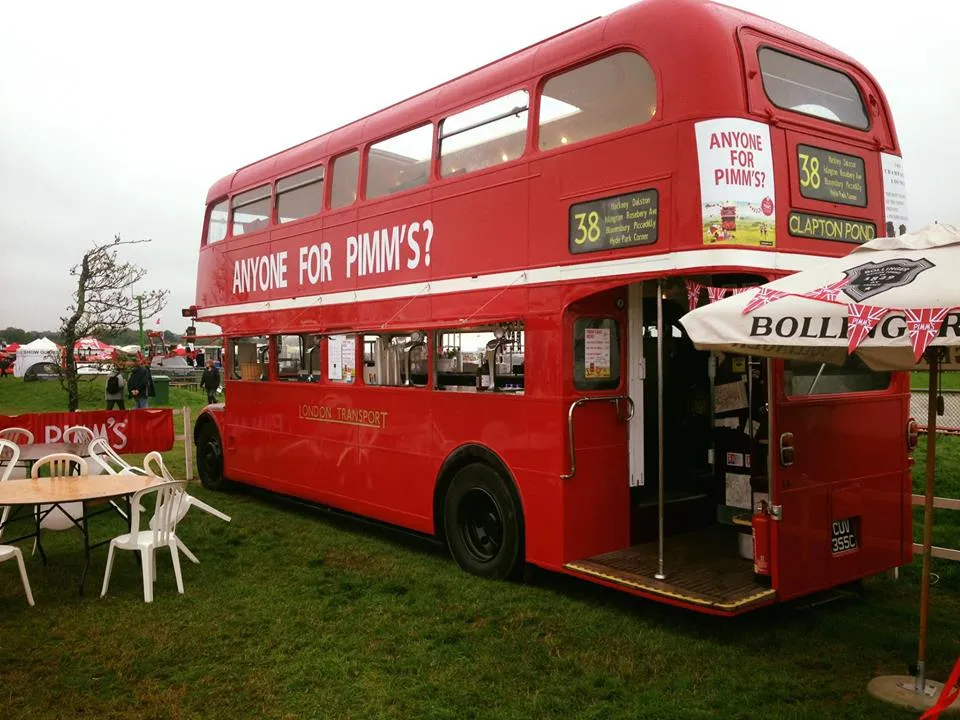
left=567, top=276, right=776, bottom=612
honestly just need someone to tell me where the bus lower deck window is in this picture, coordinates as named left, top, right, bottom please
left=435, top=324, right=524, bottom=394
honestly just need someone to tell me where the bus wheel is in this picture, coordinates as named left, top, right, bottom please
left=443, top=463, right=522, bottom=580
left=196, top=424, right=227, bottom=491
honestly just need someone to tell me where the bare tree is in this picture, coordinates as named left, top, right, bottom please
left=59, top=235, right=167, bottom=411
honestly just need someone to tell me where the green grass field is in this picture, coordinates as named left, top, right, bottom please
left=0, top=378, right=958, bottom=719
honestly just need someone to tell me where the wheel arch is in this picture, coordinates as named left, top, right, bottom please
left=432, top=443, right=526, bottom=547
left=193, top=406, right=225, bottom=445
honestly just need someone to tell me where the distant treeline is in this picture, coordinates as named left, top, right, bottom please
left=0, top=326, right=182, bottom=346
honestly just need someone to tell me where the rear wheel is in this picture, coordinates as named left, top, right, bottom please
left=443, top=463, right=523, bottom=580
left=196, top=423, right=227, bottom=491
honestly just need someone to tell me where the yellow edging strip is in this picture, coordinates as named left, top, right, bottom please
left=565, top=562, right=776, bottom=610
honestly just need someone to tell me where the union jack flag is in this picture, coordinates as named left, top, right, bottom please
left=847, top=304, right=889, bottom=354
left=802, top=278, right=849, bottom=303
left=686, top=281, right=703, bottom=312
left=742, top=287, right=788, bottom=315
left=905, top=308, right=952, bottom=362
left=707, top=286, right=728, bottom=303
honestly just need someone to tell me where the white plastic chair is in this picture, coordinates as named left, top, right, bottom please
left=88, top=438, right=145, bottom=476
left=0, top=439, right=34, bottom=606
left=100, top=480, right=188, bottom=603
left=64, top=426, right=95, bottom=444
left=31, top=452, right=87, bottom=534
left=0, top=427, right=34, bottom=444
left=142, top=452, right=231, bottom=566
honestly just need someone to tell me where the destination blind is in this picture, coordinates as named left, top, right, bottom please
left=569, top=189, right=659, bottom=254
left=797, top=144, right=867, bottom=207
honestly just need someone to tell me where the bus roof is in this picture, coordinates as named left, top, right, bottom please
left=206, top=0, right=877, bottom=204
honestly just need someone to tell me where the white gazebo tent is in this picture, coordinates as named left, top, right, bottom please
left=680, top=223, right=960, bottom=713
left=13, top=337, right=60, bottom=378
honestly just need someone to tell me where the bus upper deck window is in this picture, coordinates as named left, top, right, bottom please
left=538, top=51, right=656, bottom=152
left=231, top=185, right=272, bottom=236
left=205, top=200, right=228, bottom=244
left=758, top=47, right=869, bottom=130
left=330, top=151, right=359, bottom=209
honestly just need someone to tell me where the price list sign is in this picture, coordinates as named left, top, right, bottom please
left=569, top=189, right=659, bottom=254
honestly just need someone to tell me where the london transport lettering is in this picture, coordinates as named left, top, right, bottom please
left=788, top=212, right=876, bottom=243
left=568, top=189, right=659, bottom=253
left=748, top=312, right=960, bottom=340
left=298, top=403, right=388, bottom=429
left=231, top=219, right=435, bottom=296
left=796, top=145, right=867, bottom=207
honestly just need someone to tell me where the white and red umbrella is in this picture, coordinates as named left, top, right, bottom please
left=680, top=223, right=960, bottom=701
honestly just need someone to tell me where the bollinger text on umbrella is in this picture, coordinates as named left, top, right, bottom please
left=749, top=312, right=960, bottom=340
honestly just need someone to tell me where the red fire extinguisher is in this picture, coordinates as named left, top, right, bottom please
left=752, top=499, right=771, bottom=582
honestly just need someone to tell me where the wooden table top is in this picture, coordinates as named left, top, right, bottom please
left=17, top=443, right=90, bottom=461
left=0, top=475, right=166, bottom=505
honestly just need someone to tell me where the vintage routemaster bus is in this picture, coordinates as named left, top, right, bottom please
left=188, top=0, right=914, bottom=615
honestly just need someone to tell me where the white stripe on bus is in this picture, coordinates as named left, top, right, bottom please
left=195, top=248, right=828, bottom=319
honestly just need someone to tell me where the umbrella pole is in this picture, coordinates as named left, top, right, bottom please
left=915, top=351, right=939, bottom=693
left=655, top=279, right=666, bottom=581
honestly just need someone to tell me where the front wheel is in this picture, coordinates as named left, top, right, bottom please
left=196, top=423, right=227, bottom=491
left=443, top=463, right=523, bottom=580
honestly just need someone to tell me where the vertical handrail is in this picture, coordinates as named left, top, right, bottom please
left=561, top=395, right=635, bottom=480
left=654, top=279, right=666, bottom=581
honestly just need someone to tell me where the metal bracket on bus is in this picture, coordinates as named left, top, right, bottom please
left=769, top=504, right=783, bottom=521
left=561, top=395, right=634, bottom=480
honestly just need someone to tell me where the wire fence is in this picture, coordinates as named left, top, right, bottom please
left=911, top=389, right=960, bottom=434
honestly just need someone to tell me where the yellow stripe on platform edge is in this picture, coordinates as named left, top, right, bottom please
left=564, top=563, right=776, bottom=610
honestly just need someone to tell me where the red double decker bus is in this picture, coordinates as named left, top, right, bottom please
left=188, top=0, right=914, bottom=615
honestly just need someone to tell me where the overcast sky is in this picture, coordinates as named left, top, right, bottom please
left=2, top=0, right=956, bottom=336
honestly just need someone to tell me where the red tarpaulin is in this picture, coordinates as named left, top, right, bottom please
left=74, top=336, right=115, bottom=362
left=3, top=343, right=19, bottom=354
left=0, top=409, right=174, bottom=453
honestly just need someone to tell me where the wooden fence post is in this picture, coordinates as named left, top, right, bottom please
left=183, top=406, right=193, bottom=481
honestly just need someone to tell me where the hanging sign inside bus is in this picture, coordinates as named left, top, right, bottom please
left=695, top=118, right=776, bottom=248
left=796, top=145, right=867, bottom=207
left=229, top=219, right=435, bottom=297
left=788, top=211, right=876, bottom=243
left=568, top=189, right=659, bottom=254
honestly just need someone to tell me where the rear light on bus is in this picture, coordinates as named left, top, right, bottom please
left=779, top=432, right=795, bottom=466
left=906, top=418, right=920, bottom=451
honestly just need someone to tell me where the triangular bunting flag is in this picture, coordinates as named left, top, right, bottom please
left=730, top=287, right=754, bottom=296
left=904, top=308, right=952, bottom=362
left=707, top=286, right=728, bottom=303
left=847, top=304, right=889, bottom=354
left=742, top=287, right=789, bottom=315
left=686, top=281, right=703, bottom=312
left=802, top=278, right=849, bottom=303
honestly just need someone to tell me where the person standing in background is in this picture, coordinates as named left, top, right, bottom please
left=105, top=366, right=126, bottom=409
left=128, top=358, right=156, bottom=409
left=200, top=359, right=220, bottom=404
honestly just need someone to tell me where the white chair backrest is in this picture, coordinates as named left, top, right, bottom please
left=143, top=451, right=176, bottom=481
left=88, top=437, right=139, bottom=475
left=0, top=427, right=34, bottom=445
left=64, top=425, right=95, bottom=444
left=0, top=439, right=20, bottom=483
left=131, top=481, right=187, bottom=546
left=31, top=453, right=88, bottom=478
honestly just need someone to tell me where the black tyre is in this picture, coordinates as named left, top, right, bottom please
left=196, top=423, right=227, bottom=491
left=443, top=463, right=523, bottom=580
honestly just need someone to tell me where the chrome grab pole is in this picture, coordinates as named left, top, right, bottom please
left=655, top=279, right=666, bottom=581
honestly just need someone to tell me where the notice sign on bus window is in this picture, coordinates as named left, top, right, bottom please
left=797, top=145, right=867, bottom=207
left=568, top=189, right=658, bottom=254
left=583, top=327, right=611, bottom=379
left=695, top=118, right=776, bottom=247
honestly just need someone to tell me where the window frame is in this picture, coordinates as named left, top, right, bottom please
left=438, top=89, right=530, bottom=179
left=203, top=198, right=229, bottom=246
left=535, top=48, right=659, bottom=155
left=276, top=165, right=326, bottom=225
left=230, top=184, right=273, bottom=237
left=364, top=123, right=435, bottom=201
left=756, top=45, right=871, bottom=132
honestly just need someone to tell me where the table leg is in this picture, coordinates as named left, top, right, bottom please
left=34, top=505, right=47, bottom=565
left=78, top=500, right=90, bottom=595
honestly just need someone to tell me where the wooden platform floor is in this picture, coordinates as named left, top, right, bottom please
left=565, top=526, right=775, bottom=612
